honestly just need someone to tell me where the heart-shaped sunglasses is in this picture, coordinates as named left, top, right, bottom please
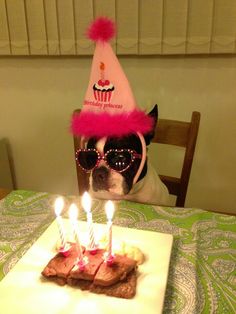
left=75, top=148, right=142, bottom=173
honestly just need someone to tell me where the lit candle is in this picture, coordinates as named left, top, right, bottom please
left=69, top=204, right=87, bottom=270
left=104, top=200, right=115, bottom=265
left=100, top=62, right=105, bottom=81
left=55, top=197, right=71, bottom=256
left=54, top=197, right=66, bottom=249
left=82, top=192, right=97, bottom=253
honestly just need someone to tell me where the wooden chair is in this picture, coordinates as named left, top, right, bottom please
left=153, top=111, right=200, bottom=207
left=0, top=138, right=15, bottom=198
left=73, top=109, right=90, bottom=195
left=73, top=109, right=200, bottom=207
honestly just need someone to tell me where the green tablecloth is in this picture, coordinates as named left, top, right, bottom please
left=0, top=190, right=235, bottom=313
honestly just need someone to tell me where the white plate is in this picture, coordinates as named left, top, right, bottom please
left=0, top=219, right=173, bottom=314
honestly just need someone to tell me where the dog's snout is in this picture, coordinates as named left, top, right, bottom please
left=93, top=166, right=109, bottom=181
left=92, top=166, right=109, bottom=191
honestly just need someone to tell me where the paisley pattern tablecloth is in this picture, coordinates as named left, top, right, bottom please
left=0, top=190, right=235, bottom=314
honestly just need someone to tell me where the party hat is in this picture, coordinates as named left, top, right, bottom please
left=71, top=17, right=154, bottom=139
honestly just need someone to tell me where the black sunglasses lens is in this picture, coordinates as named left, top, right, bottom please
left=106, top=151, right=132, bottom=171
left=77, top=150, right=98, bottom=170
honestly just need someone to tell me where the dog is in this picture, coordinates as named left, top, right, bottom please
left=76, top=105, right=169, bottom=205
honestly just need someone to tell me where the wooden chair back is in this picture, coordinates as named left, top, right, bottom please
left=73, top=109, right=200, bottom=207
left=153, top=111, right=200, bottom=206
left=73, top=126, right=90, bottom=195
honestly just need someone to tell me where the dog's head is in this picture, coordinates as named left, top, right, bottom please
left=77, top=105, right=158, bottom=197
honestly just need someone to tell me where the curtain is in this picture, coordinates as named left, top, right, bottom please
left=0, top=0, right=236, bottom=55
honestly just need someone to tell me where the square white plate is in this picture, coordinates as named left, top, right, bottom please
left=0, top=219, right=173, bottom=314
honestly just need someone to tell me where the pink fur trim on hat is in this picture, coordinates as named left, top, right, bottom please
left=87, top=17, right=116, bottom=42
left=71, top=110, right=154, bottom=138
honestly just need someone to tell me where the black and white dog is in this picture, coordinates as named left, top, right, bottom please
left=76, top=105, right=169, bottom=205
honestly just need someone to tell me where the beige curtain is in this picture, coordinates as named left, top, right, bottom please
left=1, top=0, right=236, bottom=55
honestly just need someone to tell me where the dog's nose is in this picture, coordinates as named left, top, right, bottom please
left=92, top=166, right=109, bottom=191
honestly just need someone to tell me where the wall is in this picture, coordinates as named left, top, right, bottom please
left=0, top=56, right=235, bottom=214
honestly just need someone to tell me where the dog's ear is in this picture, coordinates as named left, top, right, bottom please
left=144, top=104, right=158, bottom=145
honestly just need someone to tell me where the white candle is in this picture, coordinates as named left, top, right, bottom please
left=105, top=200, right=115, bottom=261
left=69, top=204, right=84, bottom=262
left=54, top=197, right=66, bottom=248
left=82, top=192, right=96, bottom=251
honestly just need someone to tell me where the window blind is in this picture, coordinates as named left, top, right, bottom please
left=1, top=0, right=236, bottom=56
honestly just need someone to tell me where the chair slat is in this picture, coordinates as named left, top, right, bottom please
left=159, top=175, right=180, bottom=195
left=154, top=119, right=190, bottom=147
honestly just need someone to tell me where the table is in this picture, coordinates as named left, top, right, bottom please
left=0, top=190, right=235, bottom=313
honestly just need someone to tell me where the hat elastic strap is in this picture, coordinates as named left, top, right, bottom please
left=80, top=133, right=146, bottom=186
left=133, top=132, right=146, bottom=185
left=80, top=136, right=86, bottom=149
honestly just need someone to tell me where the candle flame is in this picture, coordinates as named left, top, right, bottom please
left=69, top=203, right=79, bottom=220
left=54, top=197, right=64, bottom=216
left=105, top=201, right=115, bottom=221
left=82, top=192, right=92, bottom=213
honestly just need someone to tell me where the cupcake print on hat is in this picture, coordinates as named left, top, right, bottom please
left=93, top=62, right=114, bottom=102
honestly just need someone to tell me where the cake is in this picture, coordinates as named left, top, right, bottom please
left=93, top=62, right=115, bottom=102
left=42, top=246, right=137, bottom=299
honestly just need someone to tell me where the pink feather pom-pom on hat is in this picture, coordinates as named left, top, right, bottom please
left=87, top=17, right=116, bottom=42
left=71, top=17, right=153, bottom=138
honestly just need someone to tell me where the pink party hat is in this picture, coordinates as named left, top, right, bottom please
left=71, top=17, right=154, bottom=138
